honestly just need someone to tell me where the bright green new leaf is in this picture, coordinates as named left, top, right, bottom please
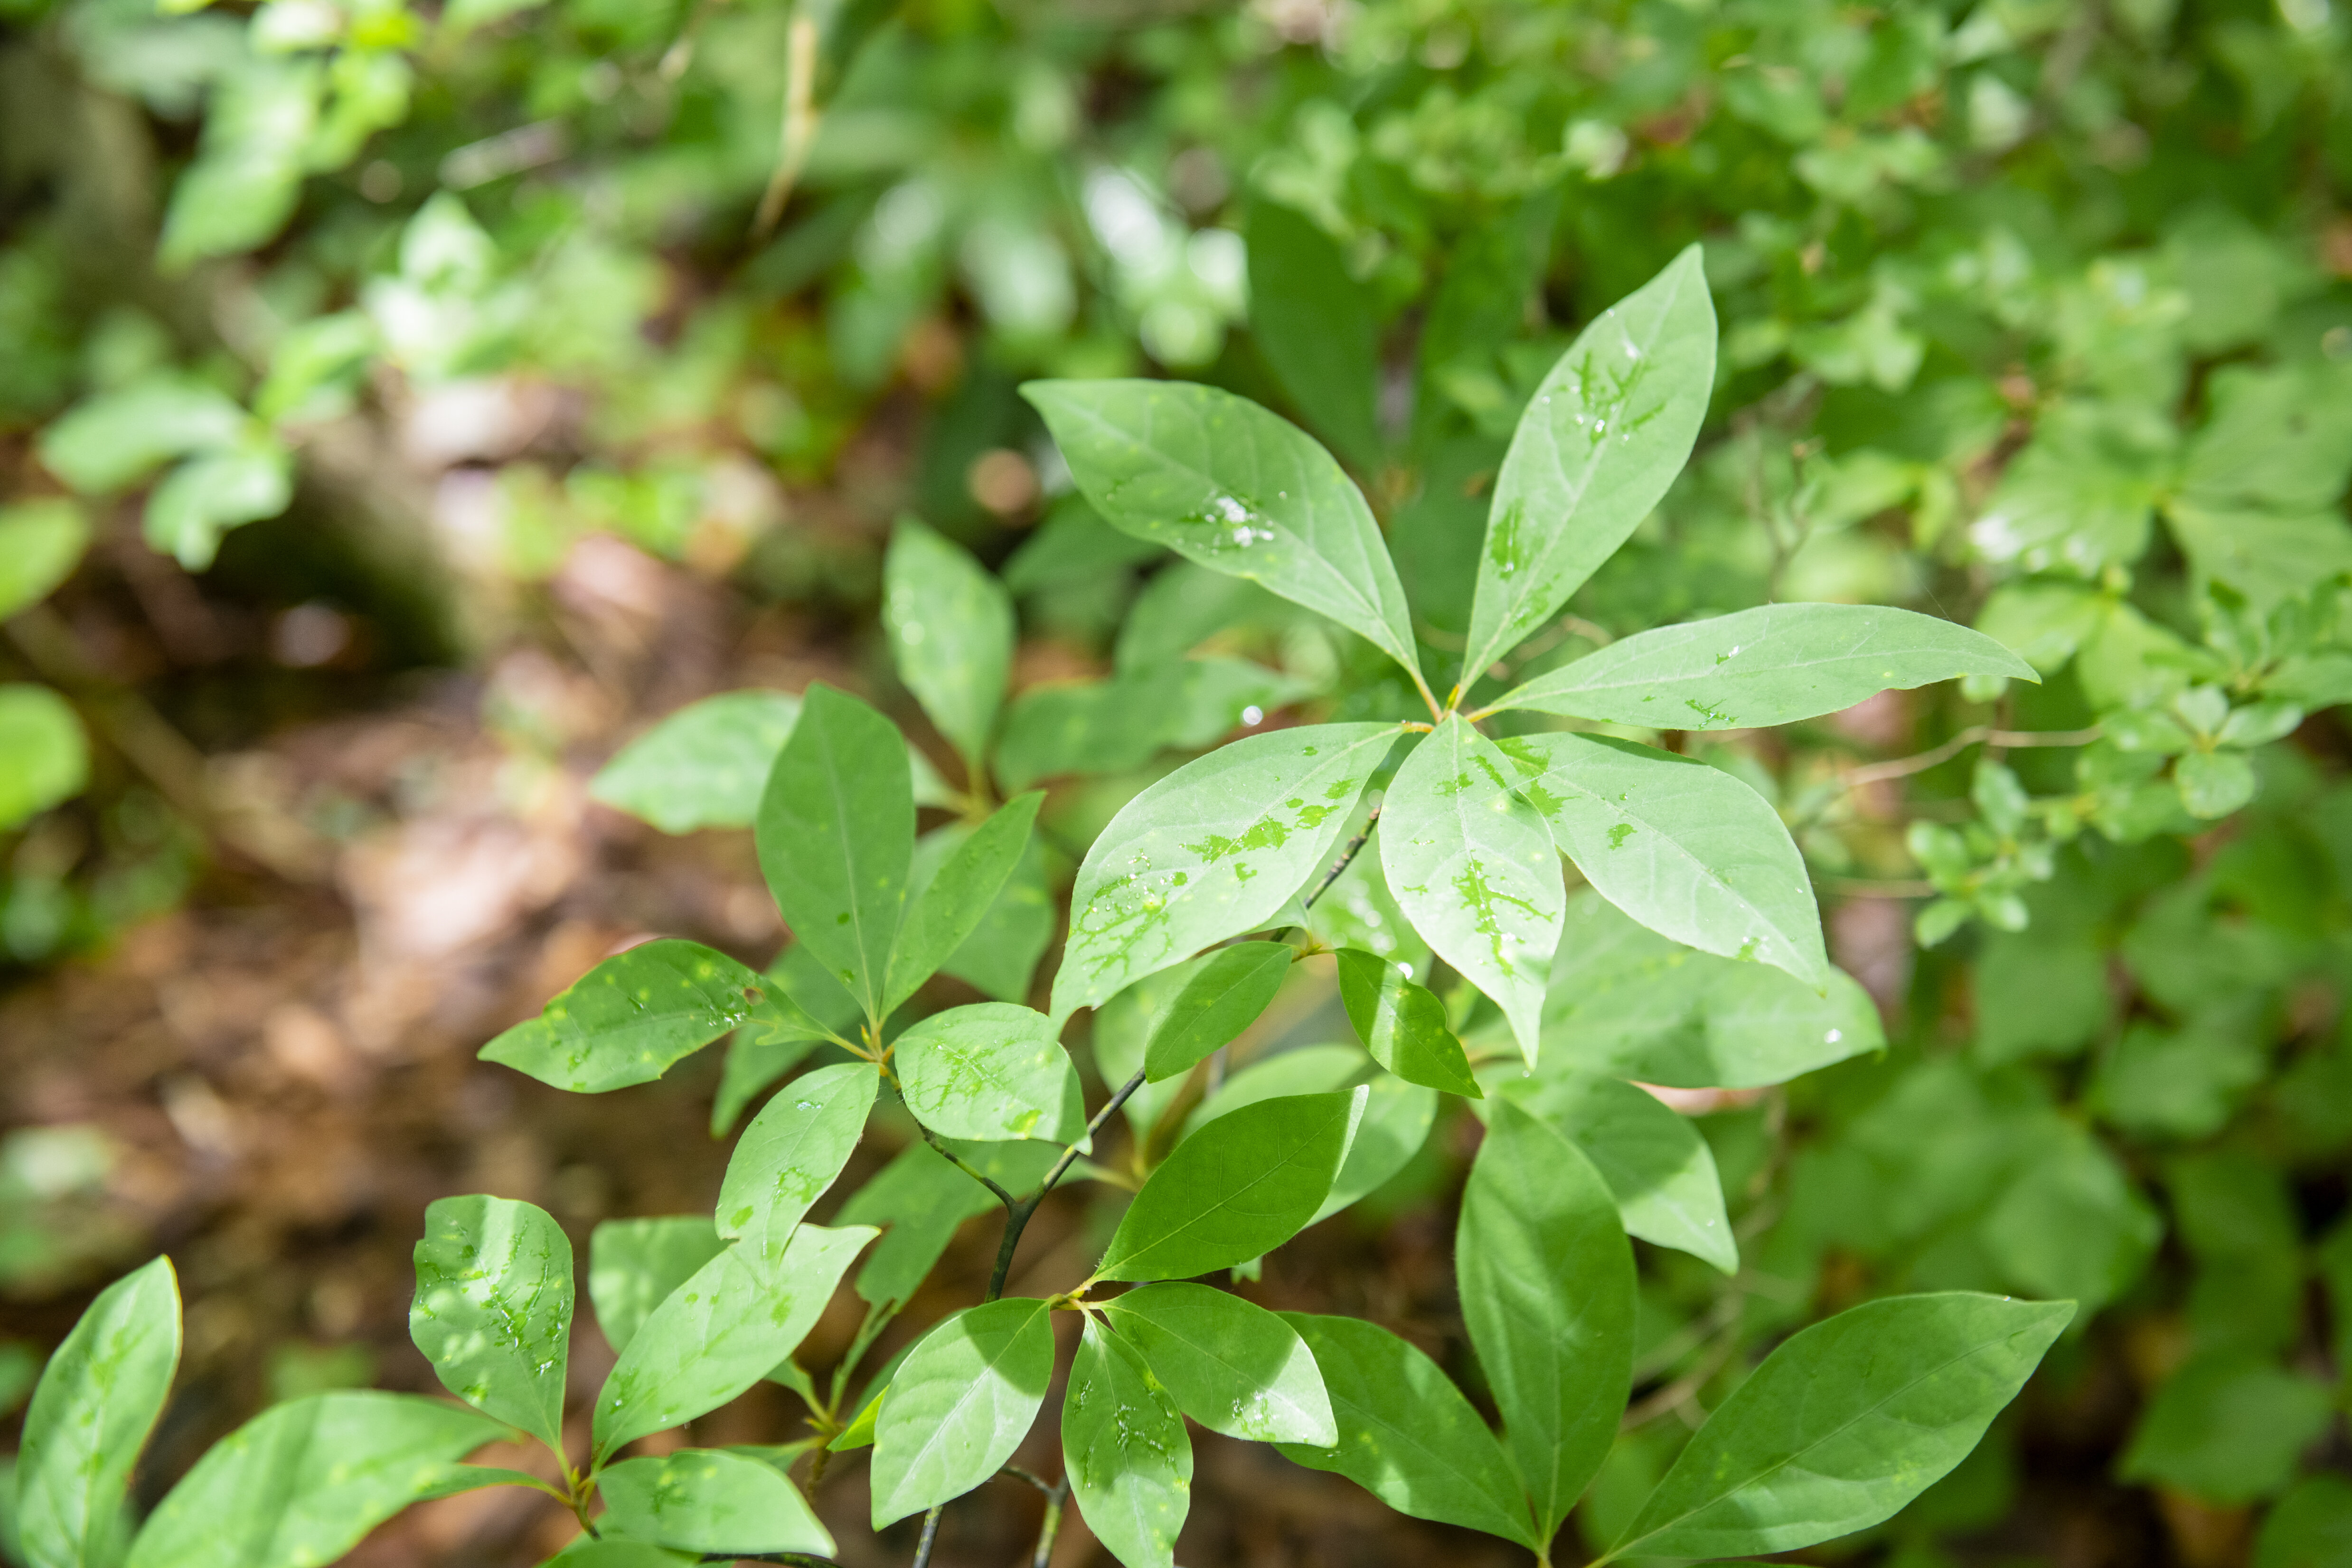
left=1607, top=1293, right=2075, bottom=1562
left=593, top=1224, right=874, bottom=1463
left=1022, top=380, right=1421, bottom=682
left=1142, top=940, right=1293, bottom=1081
left=884, top=791, right=1042, bottom=1011
left=1488, top=1071, right=1735, bottom=1273
left=1499, top=732, right=1827, bottom=989
left=1274, top=1314, right=1538, bottom=1549
left=869, top=1297, right=1055, bottom=1526
left=716, top=1061, right=877, bottom=1269
left=1538, top=892, right=1880, bottom=1087
left=37, top=376, right=247, bottom=494
left=1053, top=722, right=1397, bottom=1020
left=1458, top=1101, right=1634, bottom=1544
left=892, top=1002, right=1082, bottom=1142
left=1462, top=244, right=1716, bottom=679
left=1101, top=1282, right=1335, bottom=1445
left=1062, top=1317, right=1192, bottom=1568
left=756, top=683, right=914, bottom=1023
left=122, top=1392, right=505, bottom=1568
left=883, top=516, right=1015, bottom=774
left=479, top=939, right=762, bottom=1093
left=1093, top=1088, right=1364, bottom=1282
left=1382, top=716, right=1563, bottom=1064
left=591, top=691, right=802, bottom=834
left=0, top=499, right=90, bottom=619
left=596, top=1449, right=833, bottom=1558
left=409, top=1197, right=572, bottom=1449
left=18, top=1256, right=179, bottom=1568
left=142, top=438, right=293, bottom=569
left=1246, top=200, right=1382, bottom=470
left=0, top=685, right=89, bottom=831
left=1489, top=603, right=2036, bottom=729
left=1333, top=948, right=1480, bottom=1097
left=587, top=1218, right=725, bottom=1356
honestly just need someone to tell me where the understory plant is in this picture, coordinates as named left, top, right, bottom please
left=10, top=255, right=2080, bottom=1568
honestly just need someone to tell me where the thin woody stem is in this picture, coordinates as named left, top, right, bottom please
left=1030, top=1474, right=1069, bottom=1568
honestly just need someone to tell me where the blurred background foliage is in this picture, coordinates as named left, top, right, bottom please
left=4, top=0, right=2352, bottom=1563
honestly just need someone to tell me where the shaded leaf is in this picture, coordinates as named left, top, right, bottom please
left=869, top=1297, right=1055, bottom=1526
left=480, top=940, right=761, bottom=1094
left=1486, top=1071, right=1735, bottom=1273
left=995, top=658, right=1311, bottom=794
left=885, top=792, right=1042, bottom=1012
left=1334, top=948, right=1480, bottom=1097
left=884, top=517, right=1015, bottom=773
left=591, top=691, right=801, bottom=835
left=1246, top=200, right=1382, bottom=469
left=1142, top=940, right=1294, bottom=1082
left=410, top=1198, right=572, bottom=1449
left=587, top=1218, right=724, bottom=1358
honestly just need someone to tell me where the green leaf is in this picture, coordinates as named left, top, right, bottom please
left=1333, top=948, right=1481, bottom=1097
left=1458, top=1100, right=1634, bottom=1544
left=836, top=1141, right=1023, bottom=1307
left=756, top=683, right=915, bottom=1023
left=156, top=58, right=320, bottom=269
left=1053, top=723, right=1398, bottom=1020
left=1489, top=604, right=2036, bottom=730
left=2118, top=1352, right=2333, bottom=1505
left=1381, top=716, right=1563, bottom=1064
left=142, top=438, right=293, bottom=570
left=1245, top=200, right=1382, bottom=469
left=1499, top=732, right=1827, bottom=990
left=123, top=1392, right=505, bottom=1568
left=1979, top=1123, right=2161, bottom=1311
left=593, top=1224, right=873, bottom=1463
left=18, top=1256, right=180, bottom=1568
left=591, top=691, right=802, bottom=834
left=539, top=1539, right=695, bottom=1567
left=596, top=1449, right=832, bottom=1558
left=1142, top=940, right=1294, bottom=1082
left=0, top=499, right=90, bottom=619
left=995, top=657, right=1311, bottom=793
left=410, top=1197, right=572, bottom=1449
left=1273, top=1313, right=1538, bottom=1549
left=1968, top=400, right=2170, bottom=577
left=892, top=1002, right=1082, bottom=1142
left=2256, top=1475, right=2352, bottom=1568
left=37, top=375, right=247, bottom=494
left=711, top=945, right=866, bottom=1135
left=1101, top=1282, right=1335, bottom=1445
left=869, top=1296, right=1055, bottom=1526
left=1062, top=1317, right=1193, bottom=1568
left=883, top=516, right=1015, bottom=774
left=1461, top=244, right=1716, bottom=678
left=1094, top=1089, right=1364, bottom=1283
left=480, top=940, right=761, bottom=1094
left=1022, top=380, right=1421, bottom=683
left=716, top=1061, right=877, bottom=1270
left=0, top=685, right=89, bottom=830
left=587, top=1219, right=725, bottom=1357
left=1184, top=1045, right=1437, bottom=1225
left=1487, top=1071, right=1735, bottom=1273
left=1538, top=891, right=1881, bottom=1088
left=1608, top=1293, right=2075, bottom=1561
left=885, top=792, right=1042, bottom=1011
left=929, top=827, right=1055, bottom=1003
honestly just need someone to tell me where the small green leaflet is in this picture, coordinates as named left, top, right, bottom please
left=1101, top=1283, right=1335, bottom=1445
left=1062, top=1318, right=1192, bottom=1568
left=1538, top=891, right=1880, bottom=1087
left=588, top=1217, right=724, bottom=1357
left=0, top=685, right=88, bottom=830
left=479, top=939, right=762, bottom=1094
left=410, top=1197, right=572, bottom=1449
left=122, top=1392, right=507, bottom=1568
left=891, top=1003, right=1083, bottom=1142
left=1093, top=1088, right=1365, bottom=1283
left=1052, top=723, right=1398, bottom=1021
left=1458, top=1102, right=1634, bottom=1545
left=1382, top=717, right=1563, bottom=1064
left=593, top=1224, right=874, bottom=1463
left=1274, top=1313, right=1539, bottom=1549
left=869, top=1297, right=1056, bottom=1526
left=18, top=1255, right=180, bottom=1568
left=0, top=498, right=89, bottom=620
left=1023, top=379, right=1422, bottom=684
left=716, top=1061, right=877, bottom=1270
left=1605, top=1293, right=2075, bottom=1563
left=37, top=374, right=246, bottom=494
left=590, top=691, right=801, bottom=833
left=1499, top=732, right=1828, bottom=990
left=1245, top=199, right=1382, bottom=470
left=756, top=683, right=914, bottom=1023
left=884, top=791, right=1042, bottom=1012
left=1333, top=948, right=1480, bottom=1097
left=596, top=1449, right=833, bottom=1558
left=1141, top=940, right=1294, bottom=1081
left=883, top=516, right=1015, bottom=775
left=1486, top=1070, right=1736, bottom=1274
left=1461, top=244, right=1717, bottom=680
left=1490, top=603, right=2037, bottom=729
